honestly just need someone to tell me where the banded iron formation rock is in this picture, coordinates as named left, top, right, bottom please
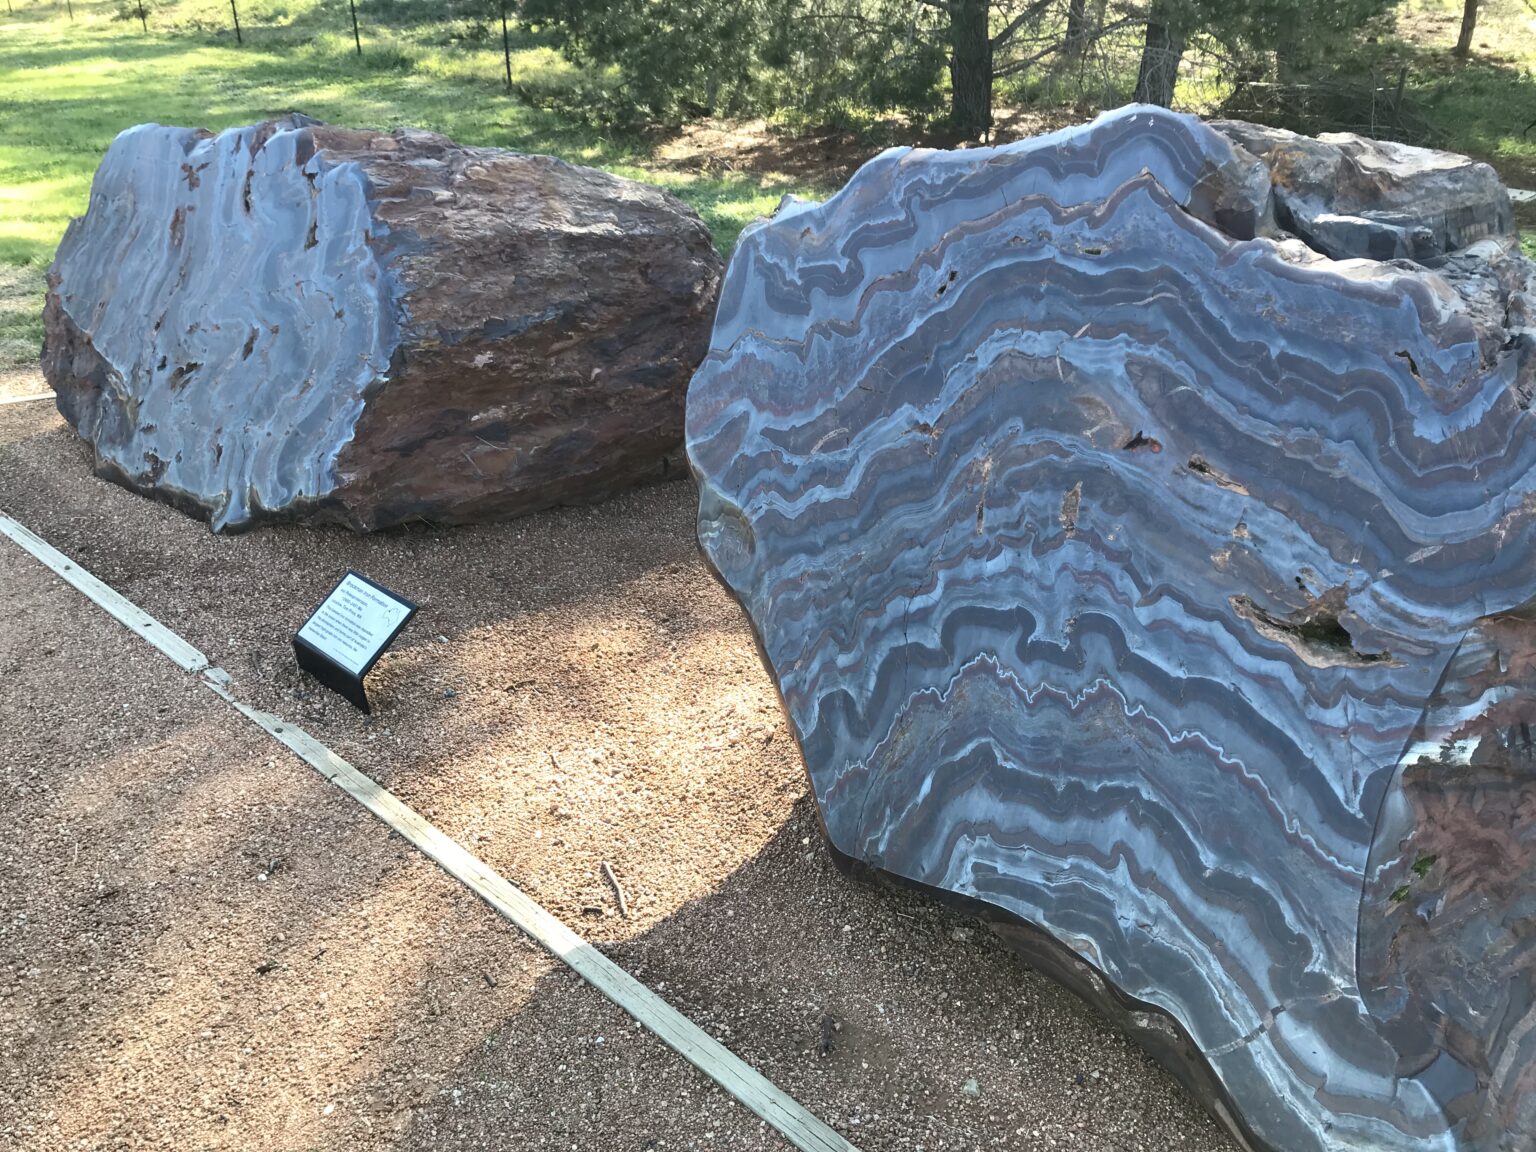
left=687, top=107, right=1536, bottom=1151
left=43, top=115, right=723, bottom=531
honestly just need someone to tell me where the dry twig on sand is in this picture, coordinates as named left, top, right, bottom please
left=601, top=860, right=630, bottom=918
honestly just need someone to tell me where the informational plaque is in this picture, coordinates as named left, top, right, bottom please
left=292, top=571, right=417, bottom=712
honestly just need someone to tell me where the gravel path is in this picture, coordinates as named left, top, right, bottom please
left=0, top=396, right=1235, bottom=1152
left=0, top=371, right=51, bottom=403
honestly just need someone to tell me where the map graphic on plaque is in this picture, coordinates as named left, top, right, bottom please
left=293, top=571, right=417, bottom=712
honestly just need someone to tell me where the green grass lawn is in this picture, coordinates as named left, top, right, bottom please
left=1, top=0, right=1533, bottom=372
left=1386, top=0, right=1536, bottom=189
left=0, top=0, right=814, bottom=371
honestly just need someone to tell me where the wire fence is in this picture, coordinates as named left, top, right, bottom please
left=1218, top=71, right=1433, bottom=143
left=2, top=0, right=528, bottom=93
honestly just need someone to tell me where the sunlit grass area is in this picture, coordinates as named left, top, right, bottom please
left=1, top=0, right=1533, bottom=369
left=0, top=0, right=813, bottom=369
left=1390, top=0, right=1536, bottom=184
left=1385, top=0, right=1536, bottom=256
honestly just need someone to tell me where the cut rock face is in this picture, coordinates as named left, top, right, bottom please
left=686, top=105, right=1536, bottom=1152
left=44, top=115, right=723, bottom=531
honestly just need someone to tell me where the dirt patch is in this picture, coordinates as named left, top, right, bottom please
left=651, top=107, right=1091, bottom=189
left=0, top=402, right=1235, bottom=1151
left=0, top=367, right=50, bottom=403
left=1392, top=0, right=1532, bottom=68
left=653, top=118, right=881, bottom=187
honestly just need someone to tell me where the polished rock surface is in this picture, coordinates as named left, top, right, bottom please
left=44, top=115, right=722, bottom=531
left=686, top=105, right=1536, bottom=1151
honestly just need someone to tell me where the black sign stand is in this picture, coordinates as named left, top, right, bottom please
left=292, top=570, right=417, bottom=713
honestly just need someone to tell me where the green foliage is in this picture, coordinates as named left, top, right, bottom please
left=513, top=65, right=656, bottom=133
left=1185, top=0, right=1400, bottom=72
left=522, top=0, right=778, bottom=125
left=763, top=0, right=950, bottom=126
left=111, top=0, right=153, bottom=22
left=522, top=0, right=955, bottom=128
left=415, top=16, right=495, bottom=47
left=0, top=0, right=1530, bottom=375
left=521, top=0, right=1412, bottom=130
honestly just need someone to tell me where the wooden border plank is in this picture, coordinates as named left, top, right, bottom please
left=209, top=681, right=858, bottom=1151
left=0, top=392, right=56, bottom=406
left=0, top=512, right=212, bottom=675
left=0, top=512, right=860, bottom=1152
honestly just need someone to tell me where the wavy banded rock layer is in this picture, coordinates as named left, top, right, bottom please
left=44, top=116, right=722, bottom=531
left=686, top=106, right=1536, bottom=1151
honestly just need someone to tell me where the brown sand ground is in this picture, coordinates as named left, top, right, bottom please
left=0, top=384, right=1236, bottom=1152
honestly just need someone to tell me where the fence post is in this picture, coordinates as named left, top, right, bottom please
left=501, top=1, right=513, bottom=92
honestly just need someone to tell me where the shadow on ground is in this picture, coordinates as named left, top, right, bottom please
left=403, top=803, right=1236, bottom=1152
left=1, top=400, right=1234, bottom=1151
left=0, top=539, right=556, bottom=1151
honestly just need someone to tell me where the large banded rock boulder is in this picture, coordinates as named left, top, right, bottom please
left=687, top=106, right=1536, bottom=1152
left=43, top=115, right=723, bottom=531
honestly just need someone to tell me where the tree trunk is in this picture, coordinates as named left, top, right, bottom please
left=1133, top=5, right=1184, bottom=107
left=1274, top=24, right=1300, bottom=83
left=948, top=0, right=993, bottom=138
left=1454, top=0, right=1478, bottom=57
left=1064, top=0, right=1089, bottom=58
